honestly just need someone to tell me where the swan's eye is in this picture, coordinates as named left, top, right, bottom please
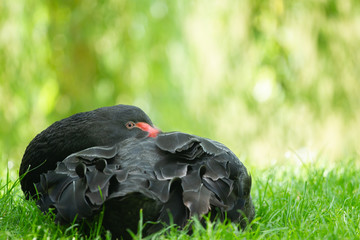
left=125, top=121, right=136, bottom=129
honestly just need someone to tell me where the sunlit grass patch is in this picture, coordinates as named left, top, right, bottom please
left=0, top=158, right=359, bottom=239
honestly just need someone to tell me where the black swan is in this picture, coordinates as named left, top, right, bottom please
left=19, top=105, right=255, bottom=238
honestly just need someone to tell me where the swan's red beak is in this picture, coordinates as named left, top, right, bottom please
left=135, top=122, right=160, bottom=138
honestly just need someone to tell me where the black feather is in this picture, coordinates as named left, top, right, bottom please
left=20, top=106, right=255, bottom=239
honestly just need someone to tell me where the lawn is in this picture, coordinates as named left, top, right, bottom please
left=1, top=158, right=358, bottom=239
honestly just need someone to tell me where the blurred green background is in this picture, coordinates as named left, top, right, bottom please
left=1, top=0, right=359, bottom=177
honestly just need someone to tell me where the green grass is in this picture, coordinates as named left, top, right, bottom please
left=1, top=159, right=359, bottom=240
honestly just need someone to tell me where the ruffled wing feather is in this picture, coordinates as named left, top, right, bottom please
left=35, top=132, right=254, bottom=238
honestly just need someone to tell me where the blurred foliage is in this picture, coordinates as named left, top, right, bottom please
left=1, top=0, right=360, bottom=176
